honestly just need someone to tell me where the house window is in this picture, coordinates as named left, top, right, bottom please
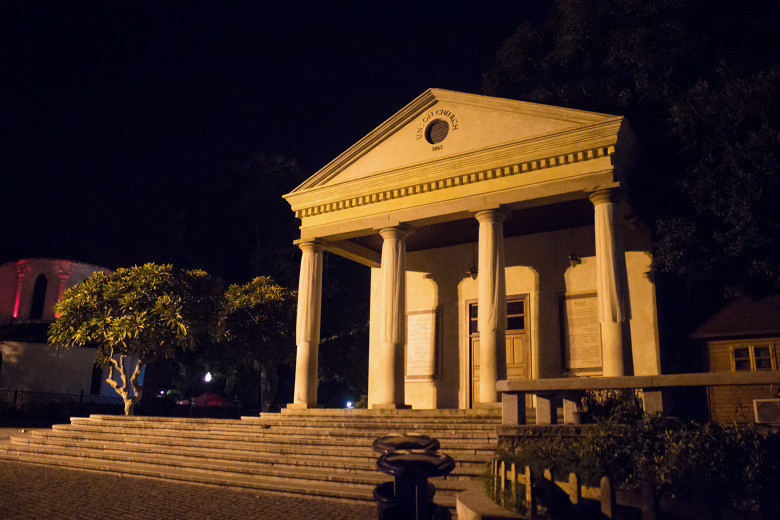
left=730, top=343, right=776, bottom=371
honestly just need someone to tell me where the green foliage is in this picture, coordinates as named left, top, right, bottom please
left=217, top=276, right=296, bottom=365
left=498, top=401, right=780, bottom=514
left=317, top=322, right=369, bottom=396
left=214, top=276, right=296, bottom=409
left=580, top=388, right=642, bottom=418
left=483, top=0, right=780, bottom=296
left=48, top=263, right=223, bottom=414
left=170, top=153, right=308, bottom=286
left=50, top=264, right=221, bottom=363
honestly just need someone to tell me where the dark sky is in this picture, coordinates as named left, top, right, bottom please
left=1, top=2, right=543, bottom=281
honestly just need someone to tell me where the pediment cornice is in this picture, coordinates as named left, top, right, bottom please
left=291, top=89, right=615, bottom=193
left=285, top=117, right=624, bottom=218
left=293, top=90, right=438, bottom=191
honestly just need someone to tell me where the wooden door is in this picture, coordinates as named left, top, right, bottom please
left=469, top=296, right=530, bottom=407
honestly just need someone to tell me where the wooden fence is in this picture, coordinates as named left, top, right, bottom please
left=491, top=459, right=719, bottom=520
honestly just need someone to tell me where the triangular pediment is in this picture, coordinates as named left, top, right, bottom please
left=291, top=89, right=616, bottom=193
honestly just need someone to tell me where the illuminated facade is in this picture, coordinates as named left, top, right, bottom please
left=0, top=259, right=117, bottom=395
left=284, top=89, right=660, bottom=409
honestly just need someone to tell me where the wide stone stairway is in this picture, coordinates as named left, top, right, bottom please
left=0, top=408, right=501, bottom=510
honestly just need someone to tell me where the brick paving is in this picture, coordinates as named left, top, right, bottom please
left=0, top=460, right=377, bottom=520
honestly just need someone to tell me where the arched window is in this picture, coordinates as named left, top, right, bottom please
left=30, top=274, right=47, bottom=320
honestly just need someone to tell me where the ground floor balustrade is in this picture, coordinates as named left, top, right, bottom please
left=496, top=371, right=780, bottom=426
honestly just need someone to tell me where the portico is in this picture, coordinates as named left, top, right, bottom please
left=284, top=89, right=659, bottom=410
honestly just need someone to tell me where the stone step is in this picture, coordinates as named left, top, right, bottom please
left=87, top=413, right=502, bottom=430
left=87, top=411, right=501, bottom=423
left=277, top=408, right=501, bottom=417
left=10, top=436, right=489, bottom=477
left=12, top=434, right=492, bottom=468
left=246, top=420, right=499, bottom=431
left=0, top=412, right=498, bottom=508
left=71, top=417, right=499, bottom=436
left=88, top=409, right=502, bottom=421
left=0, top=446, right=466, bottom=504
left=30, top=427, right=498, bottom=453
left=33, top=429, right=496, bottom=454
left=23, top=432, right=497, bottom=466
left=0, top=449, right=384, bottom=503
left=54, top=423, right=499, bottom=442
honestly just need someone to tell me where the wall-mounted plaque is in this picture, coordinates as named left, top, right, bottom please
left=561, top=292, right=602, bottom=370
left=405, top=308, right=439, bottom=381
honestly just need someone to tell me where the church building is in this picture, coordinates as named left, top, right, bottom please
left=283, top=89, right=660, bottom=410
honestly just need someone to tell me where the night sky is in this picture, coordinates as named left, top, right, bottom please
left=1, top=3, right=543, bottom=282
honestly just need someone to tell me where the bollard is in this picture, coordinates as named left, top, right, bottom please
left=376, top=450, right=454, bottom=520
left=372, top=434, right=453, bottom=520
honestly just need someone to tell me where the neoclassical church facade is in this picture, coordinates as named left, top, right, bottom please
left=284, top=89, right=660, bottom=410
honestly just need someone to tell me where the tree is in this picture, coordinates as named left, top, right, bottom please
left=216, top=276, right=296, bottom=411
left=165, top=153, right=309, bottom=286
left=317, top=321, right=370, bottom=407
left=49, top=263, right=223, bottom=415
left=482, top=0, right=780, bottom=296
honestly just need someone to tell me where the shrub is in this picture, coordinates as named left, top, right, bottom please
left=497, top=400, right=780, bottom=514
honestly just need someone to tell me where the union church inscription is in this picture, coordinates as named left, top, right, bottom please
left=415, top=107, right=459, bottom=151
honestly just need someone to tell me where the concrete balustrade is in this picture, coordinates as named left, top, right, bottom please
left=497, top=371, right=780, bottom=426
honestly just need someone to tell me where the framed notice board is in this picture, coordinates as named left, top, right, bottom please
left=405, top=308, right=440, bottom=381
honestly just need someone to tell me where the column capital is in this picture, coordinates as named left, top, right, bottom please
left=588, top=189, right=621, bottom=206
left=475, top=208, right=508, bottom=224
left=298, top=240, right=325, bottom=254
left=379, top=226, right=412, bottom=241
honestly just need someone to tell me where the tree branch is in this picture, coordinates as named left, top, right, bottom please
left=129, top=359, right=145, bottom=400
left=119, top=354, right=129, bottom=394
left=106, top=346, right=126, bottom=397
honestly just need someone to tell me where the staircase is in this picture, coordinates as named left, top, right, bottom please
left=0, top=408, right=501, bottom=509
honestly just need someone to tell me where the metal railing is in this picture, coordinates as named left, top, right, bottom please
left=0, top=389, right=123, bottom=423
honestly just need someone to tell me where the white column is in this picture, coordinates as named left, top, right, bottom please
left=292, top=241, right=324, bottom=407
left=374, top=226, right=410, bottom=408
left=589, top=189, right=629, bottom=377
left=476, top=209, right=508, bottom=404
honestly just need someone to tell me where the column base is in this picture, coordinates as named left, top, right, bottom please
left=473, top=401, right=501, bottom=410
left=370, top=403, right=412, bottom=410
left=285, top=403, right=323, bottom=410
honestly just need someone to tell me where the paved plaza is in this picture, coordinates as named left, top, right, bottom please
left=0, top=427, right=376, bottom=520
left=0, top=460, right=376, bottom=520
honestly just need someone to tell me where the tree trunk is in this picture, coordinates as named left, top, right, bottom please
left=123, top=396, right=141, bottom=416
left=105, top=351, right=145, bottom=416
left=261, top=364, right=279, bottom=412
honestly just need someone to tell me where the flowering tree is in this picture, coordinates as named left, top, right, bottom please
left=49, top=263, right=222, bottom=415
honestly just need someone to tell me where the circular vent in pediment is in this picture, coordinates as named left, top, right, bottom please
left=425, top=119, right=449, bottom=144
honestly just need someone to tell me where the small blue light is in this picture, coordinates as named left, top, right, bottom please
left=346, top=401, right=353, bottom=408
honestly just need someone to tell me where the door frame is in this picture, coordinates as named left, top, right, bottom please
left=467, top=293, right=530, bottom=408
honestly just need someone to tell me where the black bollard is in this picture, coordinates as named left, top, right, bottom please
left=373, top=434, right=454, bottom=520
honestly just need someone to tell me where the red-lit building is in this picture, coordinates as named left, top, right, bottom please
left=0, top=258, right=120, bottom=396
